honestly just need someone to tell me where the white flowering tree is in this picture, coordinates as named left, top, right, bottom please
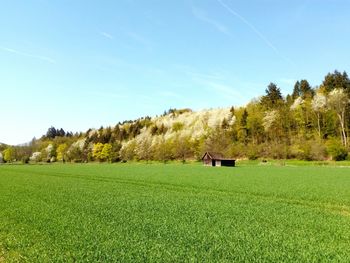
left=66, top=139, right=86, bottom=162
left=311, top=92, right=327, bottom=138
left=45, top=144, right=56, bottom=162
left=290, top=97, right=304, bottom=111
left=120, top=139, right=137, bottom=161
left=327, top=88, right=349, bottom=146
left=30, top=152, right=42, bottom=163
left=290, top=96, right=306, bottom=134
left=135, top=131, right=153, bottom=161
left=262, top=110, right=278, bottom=132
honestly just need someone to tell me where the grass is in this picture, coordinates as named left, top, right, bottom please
left=0, top=163, right=350, bottom=262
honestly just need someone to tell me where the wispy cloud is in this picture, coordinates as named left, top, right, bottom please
left=216, top=0, right=294, bottom=65
left=193, top=75, right=245, bottom=102
left=192, top=6, right=232, bottom=38
left=0, top=46, right=56, bottom=64
left=100, top=31, right=114, bottom=40
left=179, top=65, right=263, bottom=104
left=204, top=81, right=242, bottom=99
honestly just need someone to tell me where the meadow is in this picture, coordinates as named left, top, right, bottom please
left=0, top=162, right=350, bottom=262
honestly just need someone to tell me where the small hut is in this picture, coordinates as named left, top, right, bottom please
left=201, top=152, right=235, bottom=167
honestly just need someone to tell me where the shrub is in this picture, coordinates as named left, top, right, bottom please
left=301, top=141, right=326, bottom=161
left=347, top=154, right=350, bottom=161
left=267, top=143, right=289, bottom=159
left=22, top=156, right=30, bottom=164
left=326, top=139, right=348, bottom=161
left=30, top=152, right=42, bottom=163
left=172, top=122, right=184, bottom=132
left=310, top=142, right=327, bottom=161
left=247, top=145, right=260, bottom=160
left=290, top=140, right=326, bottom=161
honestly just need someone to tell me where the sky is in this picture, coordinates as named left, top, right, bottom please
left=0, top=0, right=349, bottom=145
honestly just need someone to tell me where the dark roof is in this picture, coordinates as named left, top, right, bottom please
left=201, top=152, right=235, bottom=161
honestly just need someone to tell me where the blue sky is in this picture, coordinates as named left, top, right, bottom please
left=0, top=0, right=349, bottom=145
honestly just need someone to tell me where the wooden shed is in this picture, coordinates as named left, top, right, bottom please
left=201, top=152, right=235, bottom=167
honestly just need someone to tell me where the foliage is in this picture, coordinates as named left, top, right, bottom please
left=92, top=143, right=104, bottom=161
left=261, top=83, right=283, bottom=109
left=3, top=147, right=15, bottom=163
left=322, top=70, right=350, bottom=93
left=327, top=88, right=349, bottom=146
left=120, top=140, right=137, bottom=161
left=30, top=152, right=42, bottom=162
left=311, top=92, right=327, bottom=111
left=326, top=139, right=348, bottom=161
left=45, top=126, right=72, bottom=139
left=56, top=143, right=68, bottom=162
left=101, top=143, right=113, bottom=162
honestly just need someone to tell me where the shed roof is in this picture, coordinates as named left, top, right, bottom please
left=201, top=152, right=235, bottom=161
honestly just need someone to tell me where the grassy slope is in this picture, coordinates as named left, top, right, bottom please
left=0, top=163, right=350, bottom=262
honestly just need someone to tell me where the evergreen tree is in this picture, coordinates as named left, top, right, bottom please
left=238, top=109, right=249, bottom=144
left=58, top=128, right=66, bottom=137
left=46, top=126, right=57, bottom=139
left=261, top=83, right=284, bottom=109
left=323, top=70, right=350, bottom=93
left=230, top=106, right=235, bottom=115
left=299, top=80, right=314, bottom=98
left=292, top=81, right=301, bottom=99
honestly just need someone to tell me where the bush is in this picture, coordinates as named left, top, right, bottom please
left=22, top=156, right=30, bottom=164
left=268, top=143, right=289, bottom=159
left=227, top=143, right=246, bottom=159
left=347, top=154, right=350, bottom=161
left=310, top=142, right=327, bottom=161
left=30, top=152, right=42, bottom=163
left=290, top=140, right=326, bottom=161
left=247, top=145, right=260, bottom=160
left=301, top=141, right=326, bottom=161
left=327, top=139, right=348, bottom=161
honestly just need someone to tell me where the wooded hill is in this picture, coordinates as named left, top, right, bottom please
left=1, top=70, right=350, bottom=163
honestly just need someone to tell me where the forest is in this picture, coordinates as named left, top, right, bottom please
left=1, top=70, right=350, bottom=163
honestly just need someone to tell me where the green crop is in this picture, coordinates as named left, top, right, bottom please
left=0, top=163, right=350, bottom=262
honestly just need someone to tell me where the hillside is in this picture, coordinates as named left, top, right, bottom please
left=1, top=70, right=350, bottom=163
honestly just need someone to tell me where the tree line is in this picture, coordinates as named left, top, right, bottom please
left=1, top=70, right=349, bottom=164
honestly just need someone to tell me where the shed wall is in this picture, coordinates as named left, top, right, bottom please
left=221, top=160, right=235, bottom=167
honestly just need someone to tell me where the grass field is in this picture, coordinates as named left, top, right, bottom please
left=1, top=163, right=350, bottom=262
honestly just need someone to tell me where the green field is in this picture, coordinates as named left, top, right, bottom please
left=1, top=163, right=350, bottom=262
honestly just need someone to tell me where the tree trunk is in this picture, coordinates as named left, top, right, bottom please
left=338, top=112, right=347, bottom=147
left=317, top=112, right=321, bottom=139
